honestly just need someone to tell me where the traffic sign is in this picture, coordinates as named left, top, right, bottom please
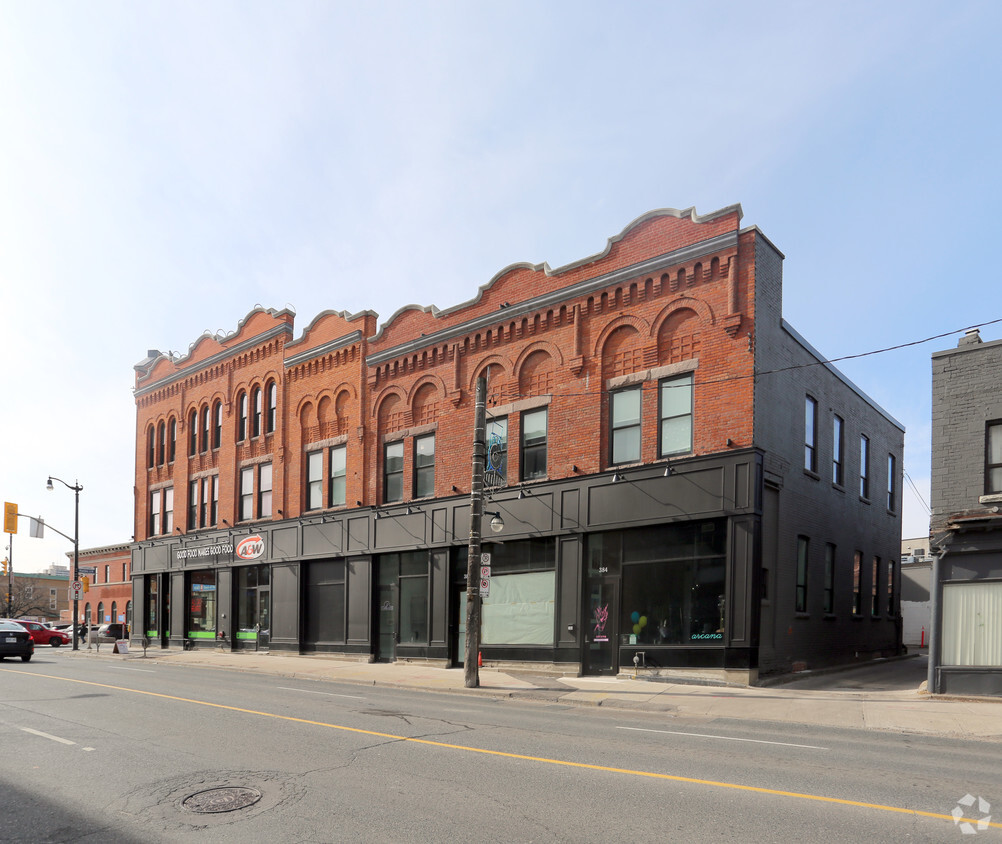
left=70, top=581, right=83, bottom=600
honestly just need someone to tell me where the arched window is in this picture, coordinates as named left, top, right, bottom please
left=168, top=417, right=177, bottom=463
left=237, top=391, right=248, bottom=442
left=97, top=602, right=105, bottom=625
left=146, top=425, right=155, bottom=469
left=200, top=405, right=210, bottom=454
left=111, top=601, right=118, bottom=626
left=83, top=602, right=91, bottom=625
left=252, top=387, right=262, bottom=438
left=265, top=381, right=277, bottom=434
left=156, top=421, right=165, bottom=466
left=126, top=600, right=132, bottom=634
left=189, top=409, right=198, bottom=456
left=212, top=401, right=222, bottom=449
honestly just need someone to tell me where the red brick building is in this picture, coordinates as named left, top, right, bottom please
left=131, top=205, right=904, bottom=682
left=75, top=544, right=132, bottom=634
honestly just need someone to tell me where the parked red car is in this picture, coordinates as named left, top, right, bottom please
left=15, top=621, right=71, bottom=647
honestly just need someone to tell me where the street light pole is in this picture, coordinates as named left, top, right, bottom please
left=464, top=376, right=487, bottom=688
left=47, top=476, right=82, bottom=652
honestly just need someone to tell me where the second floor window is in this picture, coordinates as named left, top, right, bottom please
left=384, top=441, right=404, bottom=503
left=852, top=551, right=863, bottom=616
left=833, top=415, right=844, bottom=486
left=330, top=445, right=347, bottom=507
left=414, top=434, right=435, bottom=498
left=860, top=435, right=870, bottom=499
left=805, top=396, right=818, bottom=473
left=306, top=450, right=323, bottom=510
left=987, top=422, right=1002, bottom=494
left=239, top=467, right=254, bottom=520
left=660, top=373, right=693, bottom=457
left=887, top=454, right=896, bottom=511
left=258, top=463, right=273, bottom=518
left=610, top=387, right=641, bottom=465
left=521, top=409, right=548, bottom=481
left=485, top=417, right=508, bottom=488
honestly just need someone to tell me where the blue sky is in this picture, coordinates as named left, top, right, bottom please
left=2, top=1, right=999, bottom=571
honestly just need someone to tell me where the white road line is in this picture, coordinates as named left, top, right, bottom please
left=21, top=727, right=76, bottom=746
left=617, top=725, right=828, bottom=750
left=277, top=687, right=366, bottom=700
left=113, top=667, right=155, bottom=672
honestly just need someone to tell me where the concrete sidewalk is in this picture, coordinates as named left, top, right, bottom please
left=72, top=646, right=1002, bottom=741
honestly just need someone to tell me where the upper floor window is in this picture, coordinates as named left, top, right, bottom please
left=258, top=463, right=273, bottom=519
left=521, top=408, right=548, bottom=481
left=266, top=381, right=277, bottom=434
left=832, top=415, right=844, bottom=486
left=306, top=450, right=323, bottom=511
left=149, top=486, right=173, bottom=536
left=659, top=373, right=693, bottom=457
left=414, top=434, right=435, bottom=498
left=237, top=392, right=248, bottom=442
left=610, top=387, right=641, bottom=465
left=804, top=396, right=818, bottom=473
left=384, top=441, right=404, bottom=503
left=156, top=421, right=166, bottom=466
left=168, top=417, right=176, bottom=463
left=212, top=401, right=222, bottom=450
left=252, top=387, right=263, bottom=438
left=200, top=405, right=210, bottom=454
left=149, top=489, right=161, bottom=535
left=147, top=425, right=155, bottom=469
left=330, top=445, right=347, bottom=507
left=987, top=422, right=1002, bottom=494
left=860, top=435, right=870, bottom=499
left=189, top=409, right=199, bottom=455
left=485, top=416, right=508, bottom=489
left=887, top=454, right=896, bottom=511
left=239, top=467, right=254, bottom=521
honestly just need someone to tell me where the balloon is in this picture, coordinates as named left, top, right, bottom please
left=631, top=611, right=640, bottom=623
left=639, top=616, right=647, bottom=627
left=633, top=623, right=641, bottom=635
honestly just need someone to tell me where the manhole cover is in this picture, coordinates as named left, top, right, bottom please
left=182, top=786, right=263, bottom=814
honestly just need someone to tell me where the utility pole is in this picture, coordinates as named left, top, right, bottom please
left=464, top=375, right=487, bottom=688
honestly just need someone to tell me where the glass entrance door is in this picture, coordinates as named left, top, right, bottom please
left=583, top=578, right=619, bottom=675
left=375, top=583, right=396, bottom=661
left=257, top=588, right=270, bottom=649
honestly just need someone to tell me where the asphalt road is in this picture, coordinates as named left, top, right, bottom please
left=1, top=649, right=997, bottom=843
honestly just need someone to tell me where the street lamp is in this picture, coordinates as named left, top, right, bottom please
left=47, top=476, right=82, bottom=652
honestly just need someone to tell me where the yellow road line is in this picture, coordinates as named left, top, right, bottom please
left=5, top=669, right=998, bottom=831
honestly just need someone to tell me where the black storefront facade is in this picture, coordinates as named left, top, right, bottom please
left=131, top=450, right=762, bottom=683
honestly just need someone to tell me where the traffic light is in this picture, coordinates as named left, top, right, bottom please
left=1, top=558, right=7, bottom=576
left=3, top=502, right=16, bottom=534
left=81, top=576, right=90, bottom=592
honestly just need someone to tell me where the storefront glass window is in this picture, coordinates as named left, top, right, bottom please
left=188, top=570, right=216, bottom=635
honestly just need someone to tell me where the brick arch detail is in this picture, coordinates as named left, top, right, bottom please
left=649, top=296, right=715, bottom=340
left=371, top=385, right=408, bottom=421
left=591, top=314, right=650, bottom=359
left=467, top=354, right=512, bottom=395
left=406, top=372, right=449, bottom=404
left=513, top=340, right=564, bottom=377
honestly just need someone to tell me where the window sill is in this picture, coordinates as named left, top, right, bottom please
left=823, top=613, right=838, bottom=621
left=859, top=496, right=871, bottom=506
left=803, top=469, right=820, bottom=481
left=795, top=612, right=810, bottom=619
